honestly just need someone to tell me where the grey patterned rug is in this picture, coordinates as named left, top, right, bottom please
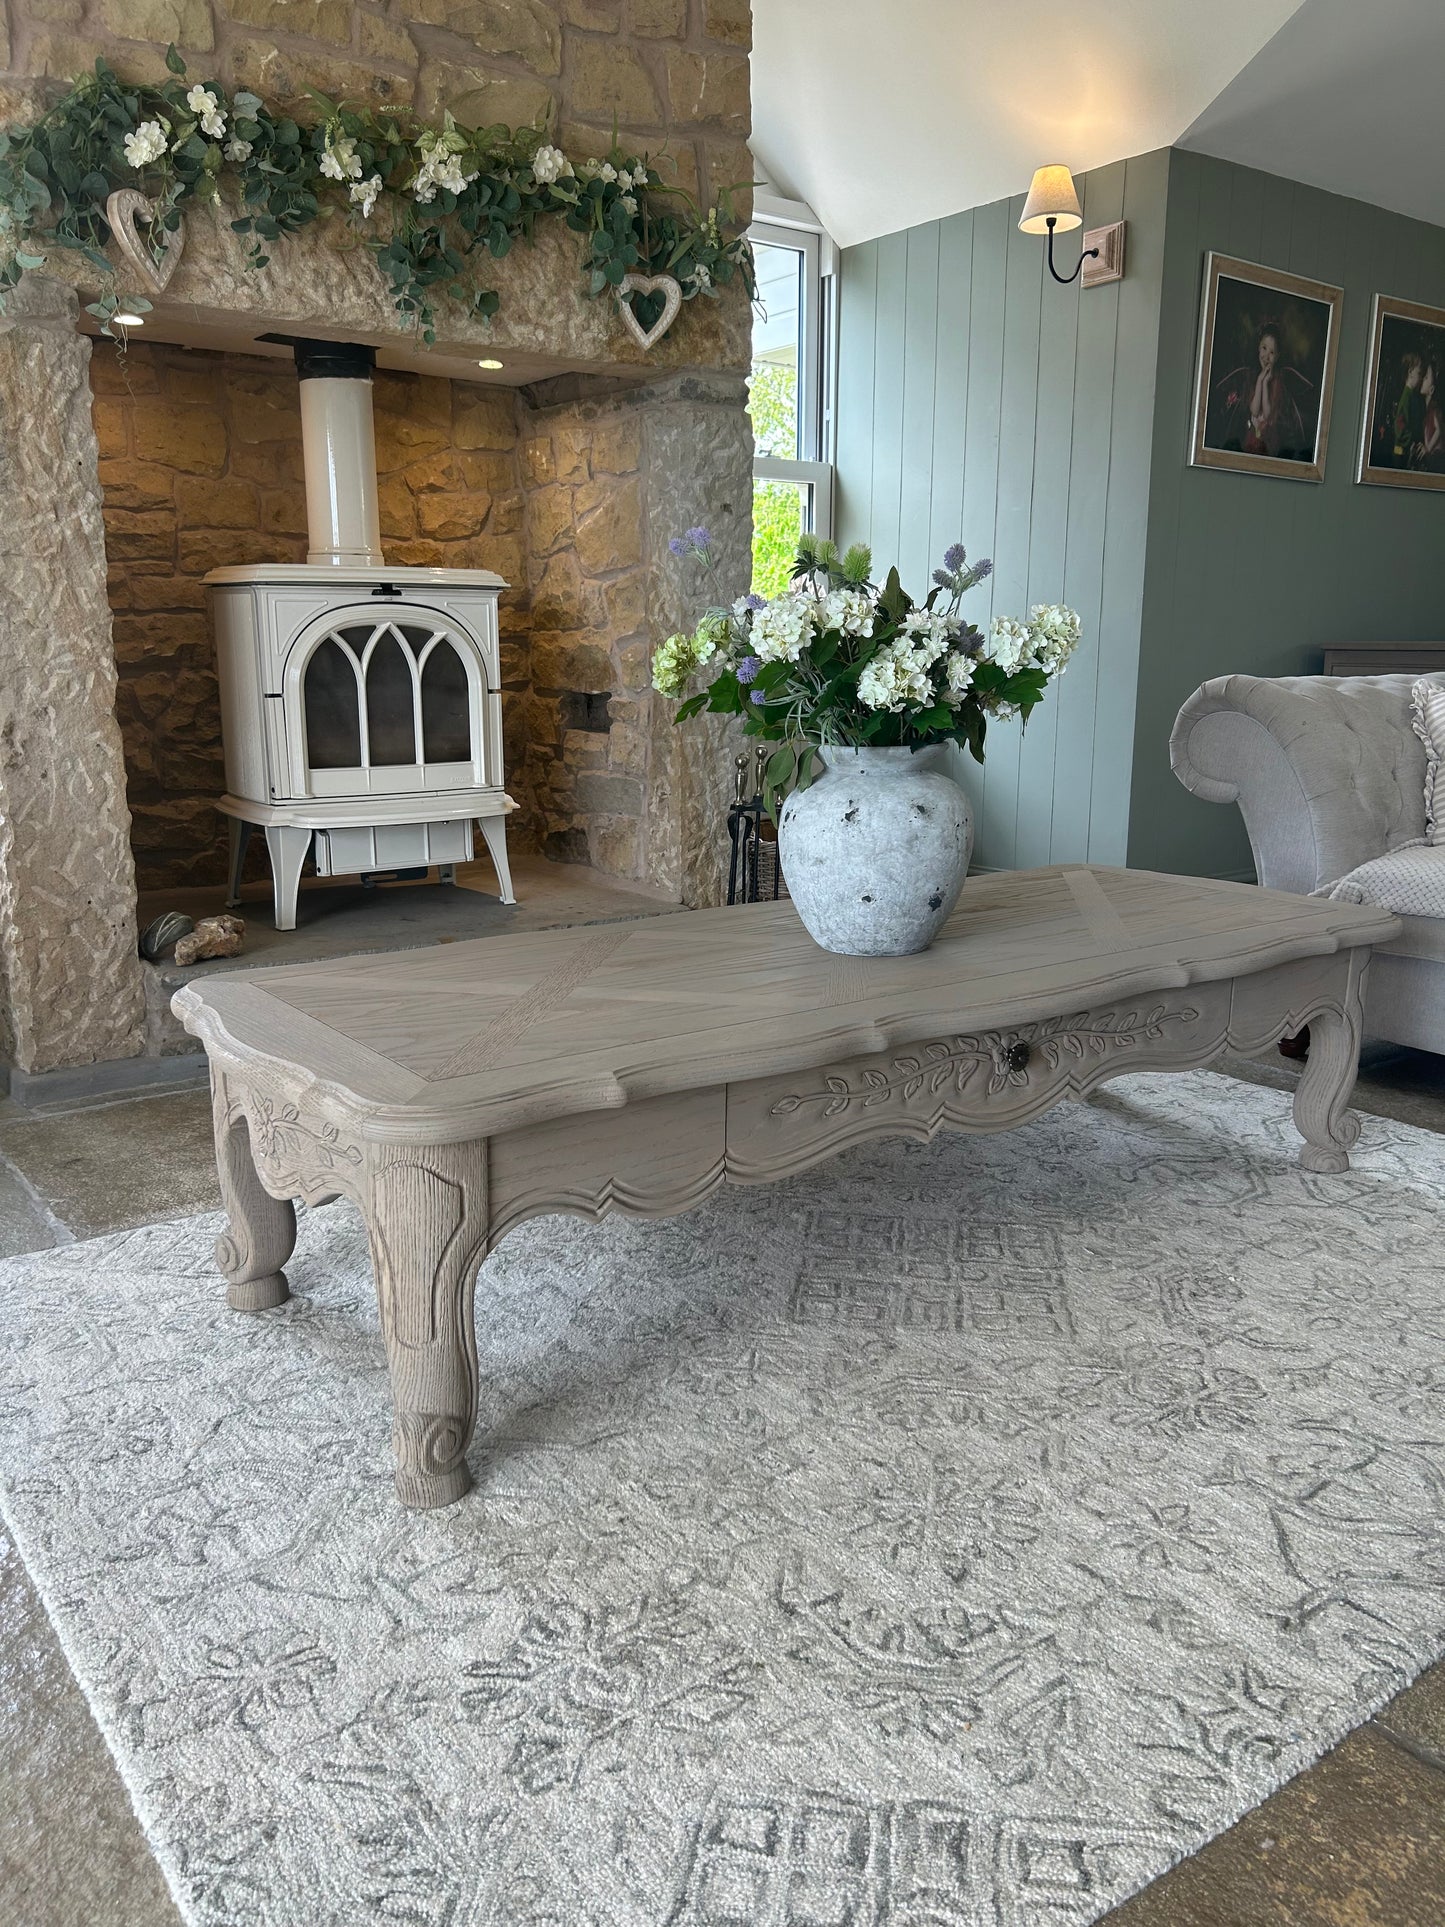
left=1, top=1070, right=1443, bottom=1927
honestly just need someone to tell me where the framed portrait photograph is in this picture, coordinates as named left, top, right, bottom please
left=1357, top=293, right=1445, bottom=490
left=1189, top=253, right=1344, bottom=482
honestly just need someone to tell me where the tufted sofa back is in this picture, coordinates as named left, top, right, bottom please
left=1170, top=672, right=1443, bottom=894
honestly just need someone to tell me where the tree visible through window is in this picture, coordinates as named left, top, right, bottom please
left=748, top=361, right=804, bottom=595
left=748, top=213, right=831, bottom=597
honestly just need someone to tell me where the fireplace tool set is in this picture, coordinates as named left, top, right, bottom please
left=726, top=747, right=787, bottom=906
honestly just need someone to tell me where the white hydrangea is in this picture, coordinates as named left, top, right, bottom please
left=349, top=173, right=383, bottom=219
left=857, top=641, right=932, bottom=712
left=821, top=586, right=874, bottom=638
left=531, top=144, right=573, bottom=186
left=621, top=193, right=639, bottom=217
left=652, top=628, right=716, bottom=697
left=1028, top=602, right=1082, bottom=675
left=186, top=85, right=226, bottom=139
left=943, top=651, right=976, bottom=699
left=224, top=137, right=253, bottom=164
left=898, top=609, right=954, bottom=668
left=752, top=593, right=814, bottom=664
left=691, top=261, right=712, bottom=292
left=320, top=134, right=364, bottom=183
left=123, top=120, right=168, bottom=169
left=986, top=615, right=1036, bottom=674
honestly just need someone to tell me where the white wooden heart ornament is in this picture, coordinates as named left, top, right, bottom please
left=617, top=272, right=682, bottom=351
left=105, top=189, right=185, bottom=294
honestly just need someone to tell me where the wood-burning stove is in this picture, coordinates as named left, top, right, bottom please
left=207, top=339, right=517, bottom=931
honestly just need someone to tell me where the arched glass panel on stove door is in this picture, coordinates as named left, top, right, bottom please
left=365, top=628, right=418, bottom=766
left=302, top=637, right=363, bottom=768
left=418, top=633, right=473, bottom=763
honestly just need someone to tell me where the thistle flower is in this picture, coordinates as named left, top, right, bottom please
left=973, top=558, right=993, bottom=581
left=749, top=689, right=768, bottom=705
left=736, top=654, right=762, bottom=684
left=668, top=536, right=689, bottom=556
left=943, top=542, right=967, bottom=571
left=685, top=525, right=711, bottom=548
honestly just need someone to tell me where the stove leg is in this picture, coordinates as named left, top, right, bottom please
left=265, top=826, right=312, bottom=932
left=478, top=814, right=516, bottom=905
left=226, top=818, right=252, bottom=909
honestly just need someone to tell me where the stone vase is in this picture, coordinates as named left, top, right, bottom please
left=778, top=745, right=973, bottom=956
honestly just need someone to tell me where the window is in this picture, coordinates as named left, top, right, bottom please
left=748, top=202, right=835, bottom=596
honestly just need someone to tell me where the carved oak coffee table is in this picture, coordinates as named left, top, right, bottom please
left=174, top=866, right=1399, bottom=1511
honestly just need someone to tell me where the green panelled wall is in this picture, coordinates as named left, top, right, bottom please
left=834, top=150, right=1172, bottom=869
left=1129, top=148, right=1445, bottom=878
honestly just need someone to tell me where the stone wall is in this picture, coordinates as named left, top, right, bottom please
left=0, top=1, right=753, bottom=1076
left=1, top=0, right=751, bottom=223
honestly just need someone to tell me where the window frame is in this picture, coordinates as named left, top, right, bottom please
left=749, top=197, right=836, bottom=544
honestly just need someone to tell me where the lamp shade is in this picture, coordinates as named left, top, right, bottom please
left=1019, top=165, right=1083, bottom=235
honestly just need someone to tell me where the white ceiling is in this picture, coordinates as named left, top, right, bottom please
left=1179, top=0, right=1445, bottom=230
left=751, top=0, right=1307, bottom=248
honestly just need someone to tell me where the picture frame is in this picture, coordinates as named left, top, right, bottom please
left=1356, top=293, right=1445, bottom=490
left=1189, top=252, right=1343, bottom=483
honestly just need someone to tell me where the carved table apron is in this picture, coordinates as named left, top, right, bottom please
left=173, top=865, right=1401, bottom=1511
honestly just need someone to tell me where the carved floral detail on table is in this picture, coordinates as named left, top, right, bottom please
left=247, top=1098, right=363, bottom=1177
left=770, top=1004, right=1202, bottom=1117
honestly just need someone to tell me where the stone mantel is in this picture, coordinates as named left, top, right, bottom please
left=44, top=193, right=751, bottom=386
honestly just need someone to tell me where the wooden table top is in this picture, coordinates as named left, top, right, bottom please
left=173, top=866, right=1400, bottom=1140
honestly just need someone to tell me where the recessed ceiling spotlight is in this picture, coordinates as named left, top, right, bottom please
left=113, top=308, right=147, bottom=327
left=477, top=357, right=504, bottom=370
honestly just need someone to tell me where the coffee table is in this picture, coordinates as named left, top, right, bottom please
left=173, top=866, right=1400, bottom=1510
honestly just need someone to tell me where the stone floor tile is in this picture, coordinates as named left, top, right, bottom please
left=0, top=1090, right=220, bottom=1239
left=0, top=1155, right=64, bottom=1260
left=0, top=1533, right=183, bottom=1927
left=1374, top=1662, right=1445, bottom=1766
left=1105, top=1724, right=1445, bottom=1925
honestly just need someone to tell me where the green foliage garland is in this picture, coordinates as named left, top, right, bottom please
left=0, top=46, right=754, bottom=342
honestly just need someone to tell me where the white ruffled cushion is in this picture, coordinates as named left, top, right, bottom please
left=1413, top=676, right=1445, bottom=845
left=1317, top=841, right=1445, bottom=918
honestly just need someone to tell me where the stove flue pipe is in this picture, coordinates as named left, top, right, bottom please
left=290, top=338, right=384, bottom=569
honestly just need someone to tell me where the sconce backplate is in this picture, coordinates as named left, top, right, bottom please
left=1081, top=220, right=1126, bottom=288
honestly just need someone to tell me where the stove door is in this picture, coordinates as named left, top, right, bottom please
left=281, top=602, right=493, bottom=800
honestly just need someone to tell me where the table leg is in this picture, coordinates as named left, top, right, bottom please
left=213, top=1095, right=297, bottom=1311
left=1292, top=994, right=1363, bottom=1175
left=363, top=1143, right=489, bottom=1510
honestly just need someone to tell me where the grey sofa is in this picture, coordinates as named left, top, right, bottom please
left=1170, top=672, right=1445, bottom=1055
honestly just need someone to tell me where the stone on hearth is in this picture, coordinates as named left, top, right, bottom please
left=569, top=38, right=662, bottom=123
left=173, top=914, right=246, bottom=967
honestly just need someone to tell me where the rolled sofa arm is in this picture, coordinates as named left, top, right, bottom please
left=1170, top=671, right=1438, bottom=896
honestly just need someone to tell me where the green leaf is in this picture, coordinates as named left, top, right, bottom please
left=164, top=42, right=187, bottom=75
left=13, top=250, right=45, bottom=270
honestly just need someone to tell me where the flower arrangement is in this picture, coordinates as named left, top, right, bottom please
left=653, top=530, right=1081, bottom=799
left=0, top=47, right=752, bottom=340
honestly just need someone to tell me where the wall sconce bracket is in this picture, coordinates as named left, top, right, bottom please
left=1081, top=220, right=1126, bottom=288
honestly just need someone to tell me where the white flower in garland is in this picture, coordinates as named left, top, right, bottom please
left=690, top=261, right=712, bottom=292
left=752, top=593, right=814, bottom=664
left=123, top=120, right=168, bottom=169
left=531, top=144, right=573, bottom=186
left=320, top=133, right=363, bottom=183
left=224, top=137, right=253, bottom=164
left=185, top=85, right=226, bottom=139
left=821, top=586, right=873, bottom=638
left=349, top=173, right=383, bottom=218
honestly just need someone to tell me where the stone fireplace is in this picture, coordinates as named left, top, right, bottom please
left=0, top=0, right=754, bottom=1092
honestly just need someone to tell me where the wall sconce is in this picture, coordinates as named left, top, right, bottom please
left=1019, top=165, right=1125, bottom=288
